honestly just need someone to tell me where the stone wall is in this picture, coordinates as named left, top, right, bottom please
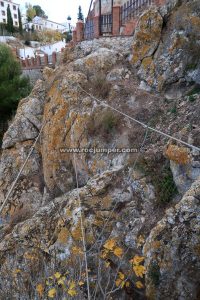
left=22, top=69, right=43, bottom=85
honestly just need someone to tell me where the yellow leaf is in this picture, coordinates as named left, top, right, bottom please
left=67, top=289, right=77, bottom=297
left=64, top=271, right=69, bottom=276
left=133, top=265, right=146, bottom=278
left=14, top=269, right=21, bottom=274
left=36, top=284, right=44, bottom=297
left=48, top=288, right=56, bottom=298
left=135, top=281, right=144, bottom=289
left=125, top=281, right=130, bottom=287
left=54, top=272, right=61, bottom=279
left=105, top=261, right=110, bottom=268
left=115, top=278, right=122, bottom=287
left=115, top=276, right=125, bottom=289
left=137, top=235, right=145, bottom=247
left=46, top=280, right=52, bottom=286
left=72, top=246, right=83, bottom=255
left=113, top=247, right=123, bottom=258
left=118, top=272, right=125, bottom=280
left=100, top=249, right=109, bottom=259
left=103, top=239, right=116, bottom=251
left=78, top=280, right=84, bottom=286
left=57, top=278, right=65, bottom=285
left=130, top=255, right=145, bottom=266
left=69, top=281, right=76, bottom=290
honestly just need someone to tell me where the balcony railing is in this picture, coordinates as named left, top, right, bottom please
left=100, top=14, right=112, bottom=34
left=84, top=18, right=94, bottom=40
left=120, top=0, right=153, bottom=25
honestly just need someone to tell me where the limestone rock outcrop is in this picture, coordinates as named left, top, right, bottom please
left=133, top=0, right=200, bottom=92
left=144, top=178, right=200, bottom=300
left=0, top=3, right=200, bottom=299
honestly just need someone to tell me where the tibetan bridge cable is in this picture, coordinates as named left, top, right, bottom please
left=78, top=84, right=200, bottom=153
left=0, top=122, right=46, bottom=215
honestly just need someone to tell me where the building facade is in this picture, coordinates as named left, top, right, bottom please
left=24, top=16, right=67, bottom=33
left=74, top=0, right=166, bottom=42
left=0, top=0, right=20, bottom=27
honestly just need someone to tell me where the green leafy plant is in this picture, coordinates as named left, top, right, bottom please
left=137, top=159, right=178, bottom=205
left=6, top=4, right=14, bottom=33
left=148, top=261, right=160, bottom=287
left=87, top=110, right=118, bottom=138
left=0, top=44, right=31, bottom=121
left=187, top=85, right=200, bottom=96
left=188, top=95, right=196, bottom=102
left=170, top=105, right=177, bottom=114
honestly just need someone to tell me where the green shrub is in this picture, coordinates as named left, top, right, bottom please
left=187, top=85, right=200, bottom=96
left=170, top=105, right=177, bottom=114
left=137, top=158, right=178, bottom=205
left=188, top=95, right=196, bottom=102
left=101, top=111, right=118, bottom=133
left=0, top=43, right=31, bottom=121
left=87, top=110, right=118, bottom=139
left=86, top=73, right=111, bottom=99
left=148, top=261, right=160, bottom=287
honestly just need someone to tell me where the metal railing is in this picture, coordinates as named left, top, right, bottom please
left=100, top=14, right=112, bottom=34
left=120, top=0, right=153, bottom=25
left=84, top=18, right=94, bottom=40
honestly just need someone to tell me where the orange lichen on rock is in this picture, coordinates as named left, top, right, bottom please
left=57, top=227, right=69, bottom=244
left=165, top=145, right=191, bottom=165
left=132, top=8, right=163, bottom=65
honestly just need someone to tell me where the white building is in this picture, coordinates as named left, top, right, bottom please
left=24, top=16, right=67, bottom=33
left=0, top=0, right=20, bottom=27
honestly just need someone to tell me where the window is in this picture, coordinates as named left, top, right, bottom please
left=14, top=14, right=17, bottom=19
left=39, top=25, right=41, bottom=30
left=57, top=25, right=58, bottom=28
left=15, top=21, right=18, bottom=26
left=2, top=10, right=5, bottom=15
left=1, top=2, right=4, bottom=7
left=3, top=18, right=6, bottom=22
left=51, top=24, right=53, bottom=27
left=13, top=5, right=16, bottom=10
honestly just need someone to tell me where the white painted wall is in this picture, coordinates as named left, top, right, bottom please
left=0, top=0, right=20, bottom=26
left=23, top=16, right=67, bottom=33
left=0, top=35, right=16, bottom=42
left=94, top=0, right=129, bottom=15
left=18, top=40, right=66, bottom=59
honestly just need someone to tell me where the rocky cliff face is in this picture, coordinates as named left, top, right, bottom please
left=0, top=1, right=200, bottom=299
left=133, top=0, right=200, bottom=95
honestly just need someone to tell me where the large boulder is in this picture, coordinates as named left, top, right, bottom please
left=133, top=0, right=200, bottom=92
left=144, top=178, right=200, bottom=300
left=132, top=8, right=163, bottom=66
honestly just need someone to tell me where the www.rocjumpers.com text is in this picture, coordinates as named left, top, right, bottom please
left=59, top=148, right=143, bottom=154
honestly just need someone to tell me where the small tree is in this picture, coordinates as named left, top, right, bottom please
left=26, top=3, right=36, bottom=22
left=77, top=6, right=84, bottom=21
left=0, top=44, right=31, bottom=120
left=33, top=5, right=48, bottom=19
left=18, top=8, right=23, bottom=35
left=6, top=4, right=14, bottom=34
